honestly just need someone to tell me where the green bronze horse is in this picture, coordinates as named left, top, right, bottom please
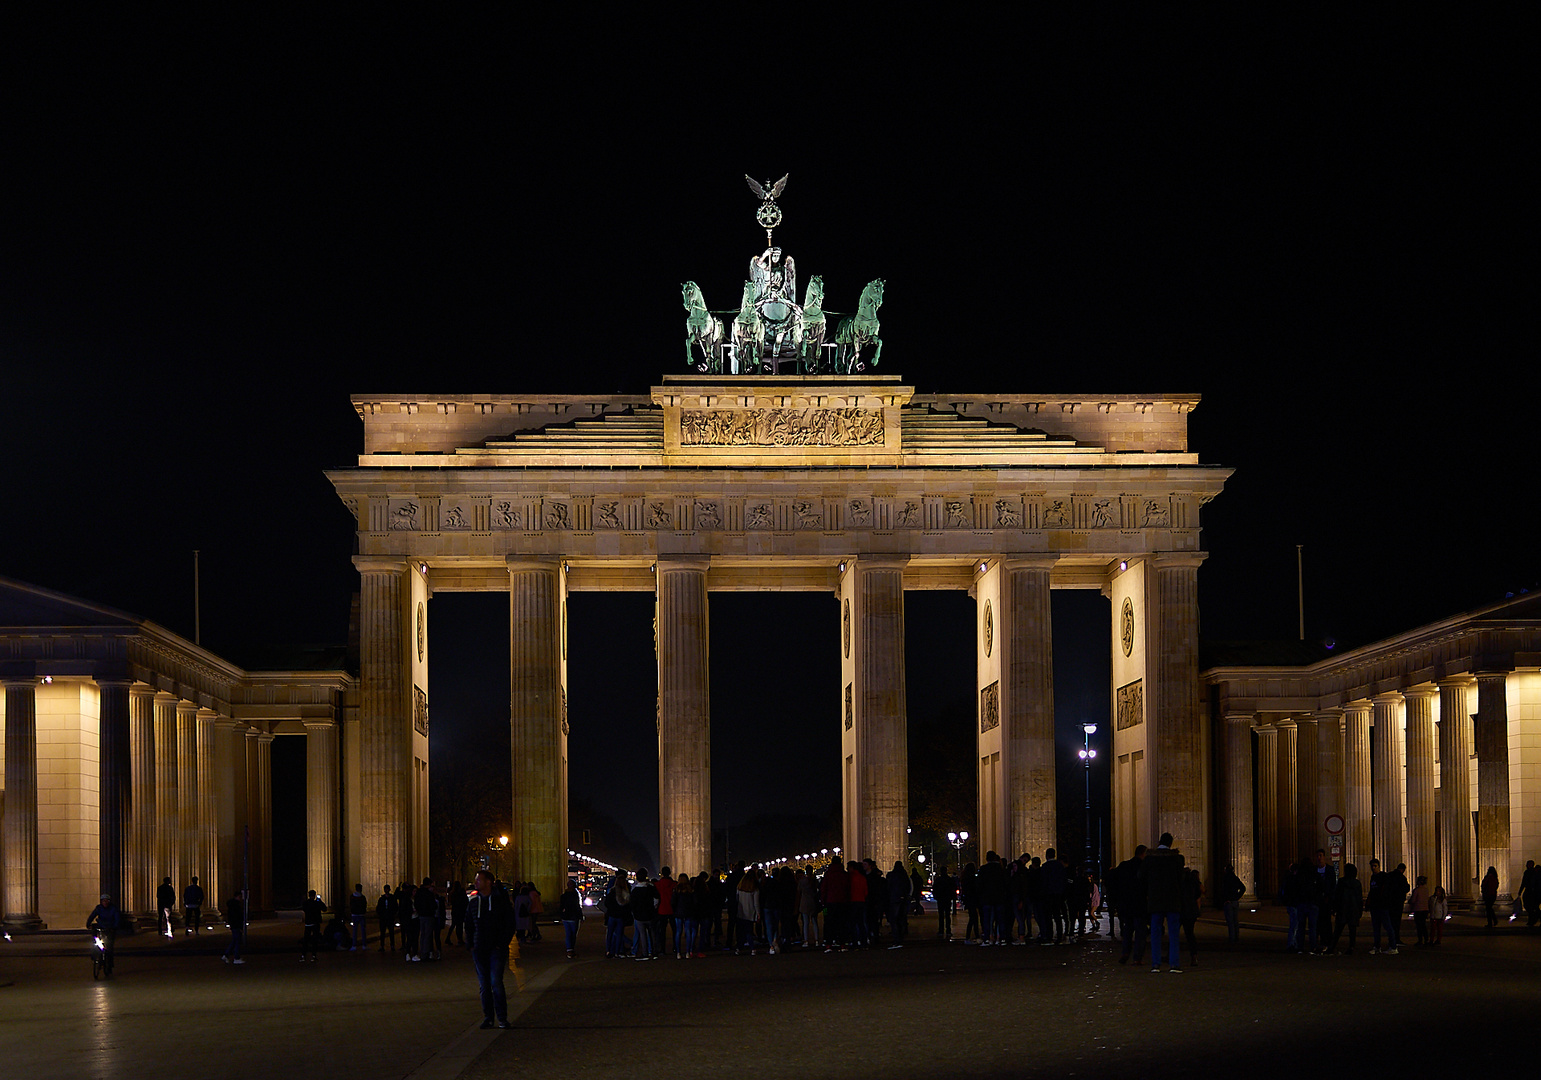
left=835, top=279, right=884, bottom=373
left=682, top=281, right=724, bottom=372
left=731, top=280, right=765, bottom=373
left=798, top=275, right=826, bottom=373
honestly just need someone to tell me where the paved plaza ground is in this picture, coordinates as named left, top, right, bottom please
left=2, top=908, right=1536, bottom=1079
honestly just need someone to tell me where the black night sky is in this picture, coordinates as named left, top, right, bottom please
left=3, top=15, right=1532, bottom=878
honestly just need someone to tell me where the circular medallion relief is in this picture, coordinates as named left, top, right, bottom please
left=417, top=601, right=426, bottom=662
left=983, top=599, right=994, bottom=658
left=842, top=598, right=851, bottom=658
left=1120, top=598, right=1135, bottom=657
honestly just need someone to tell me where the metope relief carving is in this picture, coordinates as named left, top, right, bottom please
left=980, top=681, right=1000, bottom=733
left=1090, top=499, right=1117, bottom=528
left=544, top=501, right=571, bottom=530
left=1116, top=679, right=1144, bottom=730
left=945, top=500, right=970, bottom=528
left=1143, top=499, right=1170, bottom=527
left=995, top=499, right=1021, bottom=528
left=983, top=599, right=993, bottom=658
left=413, top=685, right=429, bottom=736
left=679, top=408, right=883, bottom=447
left=1121, top=598, right=1135, bottom=657
left=389, top=501, right=420, bottom=530
left=441, top=503, right=470, bottom=529
left=596, top=502, right=620, bottom=528
left=848, top=499, right=872, bottom=527
left=695, top=501, right=721, bottom=529
left=844, top=683, right=853, bottom=731
left=647, top=502, right=673, bottom=529
left=896, top=501, right=921, bottom=527
left=1043, top=499, right=1070, bottom=528
left=746, top=503, right=773, bottom=530
left=493, top=502, right=521, bottom=529
left=793, top=501, right=824, bottom=530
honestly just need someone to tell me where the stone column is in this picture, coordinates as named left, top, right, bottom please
left=1404, top=686, right=1437, bottom=884
left=1437, top=677, right=1474, bottom=902
left=1296, top=715, right=1318, bottom=859
left=1371, top=692, right=1405, bottom=870
left=214, top=716, right=240, bottom=909
left=1001, top=557, right=1056, bottom=858
left=3, top=680, right=43, bottom=931
left=305, top=718, right=339, bottom=903
left=254, top=732, right=273, bottom=911
left=176, top=700, right=199, bottom=901
left=244, top=728, right=264, bottom=910
left=1276, top=719, right=1297, bottom=865
left=1315, top=710, right=1345, bottom=857
left=195, top=709, right=218, bottom=912
left=357, top=559, right=411, bottom=891
left=509, top=558, right=565, bottom=896
left=1255, top=724, right=1279, bottom=899
left=98, top=679, right=132, bottom=909
left=153, top=692, right=180, bottom=892
left=1148, top=555, right=1206, bottom=874
left=1222, top=713, right=1255, bottom=898
left=656, top=557, right=711, bottom=878
left=853, top=556, right=909, bottom=869
left=1343, top=702, right=1373, bottom=871
left=128, top=685, right=156, bottom=915
left=1474, top=672, right=1511, bottom=894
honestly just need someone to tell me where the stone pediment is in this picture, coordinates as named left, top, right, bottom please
left=0, top=575, right=142, bottom=630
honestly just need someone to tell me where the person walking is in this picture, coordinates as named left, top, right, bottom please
left=415, top=878, right=439, bottom=960
left=933, top=865, right=956, bottom=940
left=222, top=890, right=246, bottom=964
left=300, top=889, right=326, bottom=961
left=978, top=851, right=1008, bottom=945
left=630, top=870, right=660, bottom=959
left=1142, top=832, right=1185, bottom=973
left=1481, top=866, right=1500, bottom=929
left=820, top=858, right=850, bottom=950
left=183, top=876, right=205, bottom=935
left=558, top=878, right=583, bottom=959
left=348, top=884, right=368, bottom=950
left=377, top=885, right=397, bottom=951
left=1218, top=863, right=1245, bottom=943
left=886, top=861, right=911, bottom=948
left=157, top=876, right=177, bottom=937
left=602, top=874, right=632, bottom=958
left=467, top=870, right=513, bottom=1029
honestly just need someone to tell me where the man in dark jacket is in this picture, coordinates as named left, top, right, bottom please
left=157, top=876, right=177, bottom=936
left=468, top=870, right=513, bottom=1028
left=87, top=894, right=121, bottom=975
left=377, top=885, right=398, bottom=951
left=183, top=876, right=205, bottom=935
left=1040, top=849, right=1068, bottom=943
left=1115, top=846, right=1147, bottom=964
left=977, top=851, right=1009, bottom=945
left=300, top=889, right=326, bottom=961
left=1141, top=832, right=1186, bottom=972
left=933, top=866, right=956, bottom=939
left=630, top=869, right=660, bottom=959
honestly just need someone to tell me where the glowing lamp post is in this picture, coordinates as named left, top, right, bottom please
left=1078, top=725, right=1097, bottom=876
left=947, top=831, right=969, bottom=876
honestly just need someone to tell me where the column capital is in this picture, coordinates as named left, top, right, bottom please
left=129, top=682, right=157, bottom=699
left=1312, top=708, right=1343, bottom=721
left=851, top=554, right=910, bottom=571
left=2, top=676, right=40, bottom=689
left=95, top=676, right=133, bottom=690
left=353, top=556, right=410, bottom=576
left=255, top=732, right=275, bottom=745
left=1222, top=711, right=1256, bottom=725
left=213, top=715, right=239, bottom=731
left=1000, top=554, right=1059, bottom=572
left=176, top=699, right=198, bottom=717
left=1256, top=723, right=1278, bottom=740
left=1371, top=691, right=1405, bottom=705
left=1474, top=670, right=1511, bottom=684
left=1402, top=685, right=1439, bottom=702
left=1342, top=699, right=1373, bottom=717
left=654, top=555, right=711, bottom=572
left=1146, top=551, right=1209, bottom=571
left=1276, top=717, right=1297, bottom=730
left=302, top=717, right=337, bottom=732
left=196, top=707, right=219, bottom=722
left=506, top=556, right=563, bottom=573
left=1437, top=674, right=1476, bottom=689
left=154, top=690, right=180, bottom=705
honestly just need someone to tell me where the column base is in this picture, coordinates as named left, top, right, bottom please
left=3, top=914, right=46, bottom=933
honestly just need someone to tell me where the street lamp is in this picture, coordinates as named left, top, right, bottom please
left=1078, top=724, right=1097, bottom=878
left=947, top=831, right=969, bottom=875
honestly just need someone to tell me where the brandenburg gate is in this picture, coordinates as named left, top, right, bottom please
left=327, top=378, right=1231, bottom=894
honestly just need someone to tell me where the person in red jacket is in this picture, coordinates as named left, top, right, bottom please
left=655, top=865, right=678, bottom=957
left=820, top=860, right=850, bottom=951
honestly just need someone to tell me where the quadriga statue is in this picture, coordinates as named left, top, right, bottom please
left=799, top=275, right=825, bottom=373
left=682, top=281, right=724, bottom=372
left=835, top=279, right=884, bottom=373
left=731, top=281, right=765, bottom=373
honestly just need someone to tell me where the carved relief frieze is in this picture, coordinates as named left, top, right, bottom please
left=945, top=500, right=970, bottom=529
left=895, top=500, right=922, bottom=528
left=792, top=500, right=824, bottom=530
left=994, top=498, right=1021, bottom=529
left=745, top=502, right=773, bottom=530
left=492, top=501, right=521, bottom=530
left=847, top=499, right=873, bottom=528
left=1116, top=679, right=1144, bottom=730
left=679, top=407, right=883, bottom=447
left=1143, top=498, right=1171, bottom=527
left=695, top=501, right=721, bottom=530
left=646, top=502, right=674, bottom=530
left=980, top=681, right=1000, bottom=733
left=1090, top=498, right=1118, bottom=528
left=389, top=500, right=420, bottom=530
left=596, top=501, right=621, bottom=528
left=543, top=501, right=571, bottom=530
left=413, top=685, right=429, bottom=736
left=844, top=682, right=854, bottom=730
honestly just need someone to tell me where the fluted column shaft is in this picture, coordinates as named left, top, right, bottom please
left=657, top=558, right=710, bottom=877
left=176, top=701, right=199, bottom=897
left=1003, top=559, right=1055, bottom=857
left=509, top=559, right=564, bottom=895
left=128, top=686, right=156, bottom=914
left=1150, top=556, right=1205, bottom=873
left=153, top=692, right=180, bottom=891
left=1474, top=672, right=1511, bottom=894
left=98, top=679, right=132, bottom=909
left=3, top=680, right=43, bottom=931
left=1296, top=716, right=1318, bottom=859
left=358, top=561, right=410, bottom=889
left=195, top=709, right=218, bottom=910
left=1223, top=714, right=1255, bottom=897
left=1315, top=710, right=1344, bottom=858
left=306, top=719, right=339, bottom=902
left=1277, top=720, right=1297, bottom=864
left=254, top=732, right=273, bottom=911
left=1255, top=725, right=1279, bottom=899
left=1437, top=678, right=1474, bottom=902
left=1343, top=703, right=1373, bottom=870
left=855, top=558, right=908, bottom=869
left=214, top=717, right=239, bottom=909
left=1404, top=688, right=1437, bottom=883
left=1372, top=693, right=1405, bottom=870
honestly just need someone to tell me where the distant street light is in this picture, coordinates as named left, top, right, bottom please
left=1078, top=724, right=1098, bottom=877
left=947, top=831, right=969, bottom=875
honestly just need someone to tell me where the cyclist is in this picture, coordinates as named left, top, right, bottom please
left=86, top=894, right=122, bottom=976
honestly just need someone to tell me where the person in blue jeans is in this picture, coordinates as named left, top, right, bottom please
left=1141, top=832, right=1186, bottom=972
left=558, top=880, right=583, bottom=959
left=468, top=871, right=513, bottom=1029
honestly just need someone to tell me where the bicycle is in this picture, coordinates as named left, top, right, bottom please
left=92, top=933, right=106, bottom=979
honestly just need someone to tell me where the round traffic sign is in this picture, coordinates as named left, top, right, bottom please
left=1324, top=814, right=1345, bottom=835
